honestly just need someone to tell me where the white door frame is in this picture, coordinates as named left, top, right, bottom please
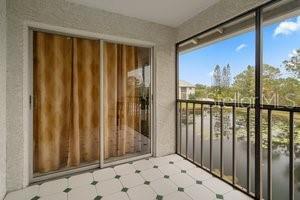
left=23, top=21, right=156, bottom=185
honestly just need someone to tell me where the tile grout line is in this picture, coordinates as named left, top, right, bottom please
left=129, top=158, right=161, bottom=200
left=111, top=158, right=156, bottom=200
left=116, top=163, right=133, bottom=200
left=175, top=164, right=214, bottom=200
left=91, top=170, right=100, bottom=200
left=151, top=158, right=186, bottom=198
left=137, top=160, right=158, bottom=200
left=170, top=158, right=224, bottom=200
left=5, top=155, right=246, bottom=200
left=178, top=160, right=235, bottom=199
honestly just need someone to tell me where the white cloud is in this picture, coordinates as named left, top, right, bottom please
left=288, top=49, right=298, bottom=58
left=273, top=16, right=300, bottom=36
left=208, top=71, right=214, bottom=77
left=235, top=44, right=247, bottom=52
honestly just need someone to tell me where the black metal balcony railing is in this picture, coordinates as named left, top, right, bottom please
left=176, top=99, right=300, bottom=200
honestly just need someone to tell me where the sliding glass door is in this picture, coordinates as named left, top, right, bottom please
left=103, top=42, right=152, bottom=163
left=33, top=31, right=100, bottom=175
left=32, top=31, right=152, bottom=179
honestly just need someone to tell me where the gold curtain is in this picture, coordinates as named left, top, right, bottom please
left=33, top=32, right=100, bottom=174
left=104, top=42, right=143, bottom=160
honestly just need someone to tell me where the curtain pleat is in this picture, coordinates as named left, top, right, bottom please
left=104, top=43, right=118, bottom=158
left=33, top=32, right=100, bottom=174
left=73, top=38, right=100, bottom=164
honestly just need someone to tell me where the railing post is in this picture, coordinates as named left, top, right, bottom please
left=176, top=101, right=178, bottom=154
left=201, top=104, right=204, bottom=166
left=209, top=105, right=213, bottom=172
left=179, top=102, right=182, bottom=155
left=232, top=106, right=236, bottom=185
left=247, top=107, right=251, bottom=193
left=268, top=110, right=272, bottom=200
left=255, top=8, right=262, bottom=200
left=289, top=111, right=294, bottom=200
left=220, top=106, right=223, bottom=178
left=186, top=102, right=188, bottom=158
left=193, top=103, right=195, bottom=162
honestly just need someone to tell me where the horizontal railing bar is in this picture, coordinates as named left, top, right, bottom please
left=177, top=99, right=252, bottom=107
left=261, top=105, right=300, bottom=112
left=176, top=99, right=300, bottom=112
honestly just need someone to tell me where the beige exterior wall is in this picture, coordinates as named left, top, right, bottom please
left=6, top=0, right=176, bottom=192
left=179, top=87, right=195, bottom=100
left=0, top=0, right=7, bottom=199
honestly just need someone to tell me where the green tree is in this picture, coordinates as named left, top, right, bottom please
left=213, top=65, right=222, bottom=87
left=262, top=64, right=281, bottom=105
left=189, top=93, right=196, bottom=100
left=283, top=49, right=300, bottom=78
left=232, top=65, right=255, bottom=103
left=194, top=84, right=208, bottom=100
left=277, top=77, right=300, bottom=106
left=193, top=63, right=299, bottom=106
left=222, top=64, right=231, bottom=87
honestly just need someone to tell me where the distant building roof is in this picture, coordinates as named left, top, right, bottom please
left=179, top=80, right=195, bottom=88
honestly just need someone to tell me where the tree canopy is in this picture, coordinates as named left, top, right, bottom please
left=283, top=49, right=300, bottom=78
left=193, top=61, right=299, bottom=107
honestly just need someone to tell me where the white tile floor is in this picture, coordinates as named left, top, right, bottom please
left=4, top=154, right=253, bottom=200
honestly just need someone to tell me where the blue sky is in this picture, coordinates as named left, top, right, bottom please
left=179, top=16, right=300, bottom=85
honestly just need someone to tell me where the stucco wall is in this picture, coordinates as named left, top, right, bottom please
left=0, top=0, right=7, bottom=199
left=177, top=0, right=268, bottom=42
left=6, top=0, right=176, bottom=191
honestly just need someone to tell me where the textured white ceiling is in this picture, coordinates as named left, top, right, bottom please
left=66, top=0, right=220, bottom=27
